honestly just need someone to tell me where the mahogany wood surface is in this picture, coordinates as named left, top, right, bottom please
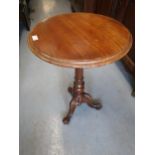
left=28, top=13, right=132, bottom=68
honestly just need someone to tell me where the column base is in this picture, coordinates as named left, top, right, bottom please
left=63, top=69, right=102, bottom=124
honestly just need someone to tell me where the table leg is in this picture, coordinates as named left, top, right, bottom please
left=63, top=68, right=102, bottom=124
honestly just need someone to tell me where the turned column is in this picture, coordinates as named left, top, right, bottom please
left=73, top=69, right=84, bottom=97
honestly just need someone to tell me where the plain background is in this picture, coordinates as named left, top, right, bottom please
left=0, top=0, right=155, bottom=155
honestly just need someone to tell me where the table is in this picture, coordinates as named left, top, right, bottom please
left=28, top=13, right=132, bottom=124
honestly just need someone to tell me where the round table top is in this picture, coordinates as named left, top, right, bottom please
left=28, top=13, right=132, bottom=68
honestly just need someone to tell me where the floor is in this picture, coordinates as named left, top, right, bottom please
left=19, top=0, right=135, bottom=155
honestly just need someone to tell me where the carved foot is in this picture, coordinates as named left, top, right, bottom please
left=63, top=98, right=78, bottom=124
left=82, top=93, right=102, bottom=110
left=68, top=87, right=74, bottom=96
left=63, top=116, right=71, bottom=124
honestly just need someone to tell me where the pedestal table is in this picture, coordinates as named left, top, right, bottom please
left=28, top=13, right=132, bottom=124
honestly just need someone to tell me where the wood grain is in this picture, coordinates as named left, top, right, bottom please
left=28, top=13, right=132, bottom=68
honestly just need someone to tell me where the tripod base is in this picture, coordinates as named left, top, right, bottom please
left=63, top=69, right=102, bottom=124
